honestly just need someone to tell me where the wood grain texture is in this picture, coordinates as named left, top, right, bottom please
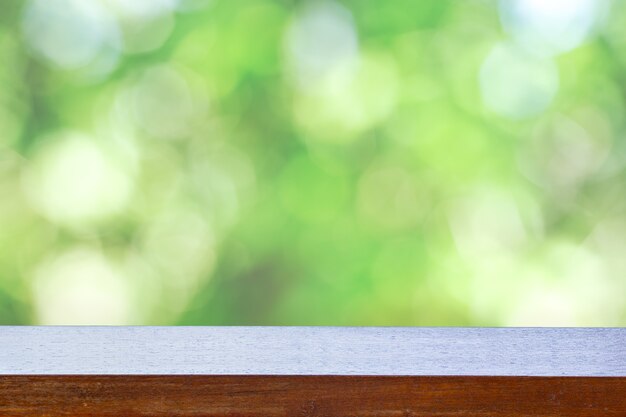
left=1, top=375, right=625, bottom=417
left=2, top=326, right=625, bottom=376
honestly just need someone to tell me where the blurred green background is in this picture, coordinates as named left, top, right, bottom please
left=1, top=0, right=625, bottom=326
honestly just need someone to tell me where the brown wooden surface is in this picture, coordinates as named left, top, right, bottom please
left=1, top=376, right=625, bottom=416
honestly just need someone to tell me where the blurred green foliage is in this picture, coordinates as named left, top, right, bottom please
left=1, top=0, right=625, bottom=325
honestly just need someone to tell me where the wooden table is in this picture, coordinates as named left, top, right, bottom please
left=1, top=327, right=625, bottom=416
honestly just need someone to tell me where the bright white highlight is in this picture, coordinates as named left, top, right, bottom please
left=23, top=132, right=134, bottom=225
left=499, top=0, right=605, bottom=56
left=22, top=0, right=120, bottom=70
left=285, top=1, right=358, bottom=88
left=32, top=249, right=134, bottom=325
